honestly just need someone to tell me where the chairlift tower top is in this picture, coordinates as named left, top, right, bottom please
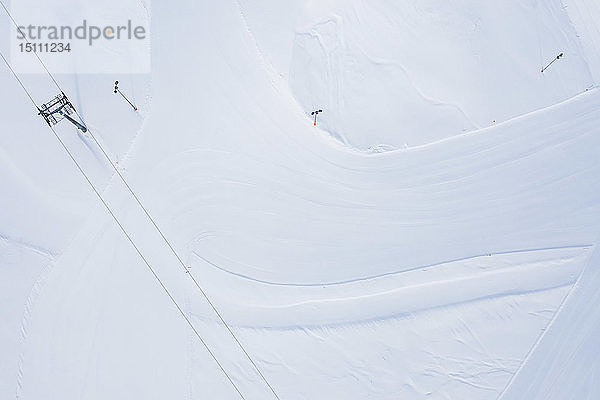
left=38, top=92, right=87, bottom=132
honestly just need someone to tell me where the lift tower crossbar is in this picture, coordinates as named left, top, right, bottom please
left=38, top=93, right=87, bottom=132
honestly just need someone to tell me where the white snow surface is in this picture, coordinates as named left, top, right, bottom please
left=1, top=1, right=600, bottom=399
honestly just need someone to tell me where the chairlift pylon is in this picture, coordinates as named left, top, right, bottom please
left=38, top=92, right=87, bottom=132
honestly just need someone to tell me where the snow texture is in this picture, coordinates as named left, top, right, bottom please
left=1, top=0, right=600, bottom=399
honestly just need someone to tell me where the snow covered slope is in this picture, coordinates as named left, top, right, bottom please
left=240, top=0, right=596, bottom=149
left=500, top=242, right=600, bottom=400
left=2, top=0, right=600, bottom=399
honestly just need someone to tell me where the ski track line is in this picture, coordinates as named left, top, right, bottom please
left=111, top=74, right=153, bottom=174
left=13, top=2, right=153, bottom=392
left=12, top=5, right=152, bottom=393
left=233, top=0, right=361, bottom=155
left=185, top=295, right=194, bottom=400
left=14, top=257, right=55, bottom=400
left=13, top=207, right=114, bottom=399
left=9, top=3, right=598, bottom=395
left=0, top=236, right=54, bottom=399
left=192, top=244, right=591, bottom=287
left=6, top=163, right=134, bottom=398
left=234, top=0, right=281, bottom=93
left=325, top=85, right=600, bottom=165
left=419, top=124, right=597, bottom=191
left=495, top=242, right=599, bottom=400
left=186, top=282, right=576, bottom=332
left=391, top=87, right=600, bottom=155
left=232, top=1, right=598, bottom=156
left=359, top=49, right=480, bottom=130
left=295, top=87, right=600, bottom=177
left=73, top=0, right=152, bottom=184
left=0, top=233, right=57, bottom=259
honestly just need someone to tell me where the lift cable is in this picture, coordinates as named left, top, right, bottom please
left=0, top=3, right=282, bottom=397
left=82, top=126, right=283, bottom=400
left=0, top=48, right=249, bottom=399
left=0, top=0, right=62, bottom=91
left=0, top=3, right=282, bottom=398
left=0, top=51, right=38, bottom=108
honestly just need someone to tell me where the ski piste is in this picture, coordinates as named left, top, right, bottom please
left=1, top=1, right=600, bottom=399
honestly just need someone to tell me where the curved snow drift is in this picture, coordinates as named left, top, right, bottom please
left=2, top=0, right=600, bottom=399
